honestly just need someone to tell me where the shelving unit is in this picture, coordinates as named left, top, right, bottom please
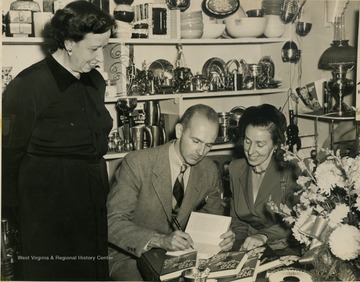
left=105, top=141, right=237, bottom=160
left=296, top=112, right=355, bottom=151
left=2, top=37, right=55, bottom=45
left=2, top=30, right=291, bottom=170
left=104, top=88, right=288, bottom=103
left=2, top=36, right=290, bottom=45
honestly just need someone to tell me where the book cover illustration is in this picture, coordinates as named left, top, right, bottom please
left=234, top=255, right=260, bottom=282
left=207, top=251, right=248, bottom=278
left=160, top=251, right=197, bottom=281
left=295, top=79, right=327, bottom=113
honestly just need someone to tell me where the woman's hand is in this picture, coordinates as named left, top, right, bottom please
left=219, top=229, right=236, bottom=251
left=240, top=234, right=267, bottom=251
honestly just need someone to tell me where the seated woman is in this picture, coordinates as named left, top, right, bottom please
left=229, top=104, right=300, bottom=252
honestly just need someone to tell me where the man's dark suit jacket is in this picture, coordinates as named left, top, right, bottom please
left=107, top=141, right=224, bottom=279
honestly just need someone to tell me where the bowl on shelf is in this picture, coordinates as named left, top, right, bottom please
left=181, top=22, right=204, bottom=31
left=180, top=10, right=203, bottom=20
left=201, top=23, right=225, bottom=39
left=113, top=4, right=134, bottom=23
left=246, top=9, right=264, bottom=17
left=113, top=0, right=133, bottom=4
left=264, top=15, right=286, bottom=38
left=114, top=20, right=133, bottom=38
left=225, top=17, right=267, bottom=38
left=181, top=18, right=203, bottom=25
left=115, top=31, right=133, bottom=38
left=181, top=14, right=203, bottom=25
left=181, top=29, right=203, bottom=39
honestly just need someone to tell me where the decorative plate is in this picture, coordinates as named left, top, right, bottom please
left=202, top=0, right=240, bottom=19
left=148, top=59, right=174, bottom=80
left=202, top=57, right=228, bottom=80
left=267, top=267, right=314, bottom=282
left=258, top=56, right=275, bottom=79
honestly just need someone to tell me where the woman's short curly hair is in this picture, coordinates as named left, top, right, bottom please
left=238, top=104, right=288, bottom=161
left=49, top=0, right=115, bottom=49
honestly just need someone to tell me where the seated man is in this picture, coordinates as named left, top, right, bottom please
left=107, top=104, right=235, bottom=281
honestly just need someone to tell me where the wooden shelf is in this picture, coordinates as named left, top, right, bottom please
left=296, top=112, right=355, bottom=151
left=105, top=88, right=288, bottom=103
left=2, top=36, right=289, bottom=45
left=3, top=30, right=289, bottom=163
left=108, top=37, right=290, bottom=45
left=2, top=37, right=56, bottom=45
left=296, top=112, right=355, bottom=121
left=179, top=88, right=287, bottom=99
left=104, top=141, right=236, bottom=160
left=104, top=152, right=128, bottom=160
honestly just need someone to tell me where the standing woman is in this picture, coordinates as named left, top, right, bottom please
left=229, top=104, right=300, bottom=252
left=2, top=1, right=115, bottom=280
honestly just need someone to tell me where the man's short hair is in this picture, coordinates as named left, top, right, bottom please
left=179, top=104, right=219, bottom=130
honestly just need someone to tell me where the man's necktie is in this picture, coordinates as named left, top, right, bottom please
left=172, top=164, right=188, bottom=214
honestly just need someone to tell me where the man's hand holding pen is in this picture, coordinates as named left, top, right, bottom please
left=161, top=230, right=195, bottom=251
left=171, top=216, right=194, bottom=250
left=149, top=218, right=235, bottom=252
left=148, top=230, right=194, bottom=251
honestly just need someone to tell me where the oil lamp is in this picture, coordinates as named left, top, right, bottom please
left=318, top=14, right=356, bottom=116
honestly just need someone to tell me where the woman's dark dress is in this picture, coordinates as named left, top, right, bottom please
left=2, top=54, right=113, bottom=281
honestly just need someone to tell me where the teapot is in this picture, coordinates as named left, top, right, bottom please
left=137, top=61, right=155, bottom=95
left=174, top=66, right=193, bottom=92
left=166, top=0, right=190, bottom=11
left=191, top=73, right=209, bottom=92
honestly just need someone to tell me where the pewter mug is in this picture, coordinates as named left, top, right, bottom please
left=131, top=125, right=153, bottom=150
left=147, top=125, right=167, bottom=147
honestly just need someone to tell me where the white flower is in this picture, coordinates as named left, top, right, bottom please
left=279, top=203, right=291, bottom=214
left=268, top=147, right=360, bottom=253
left=314, top=160, right=346, bottom=195
left=297, top=176, right=311, bottom=188
left=355, top=197, right=360, bottom=211
left=327, top=204, right=349, bottom=228
left=328, top=224, right=360, bottom=260
left=348, top=155, right=360, bottom=192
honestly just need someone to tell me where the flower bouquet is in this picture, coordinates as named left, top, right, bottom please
left=268, top=147, right=360, bottom=281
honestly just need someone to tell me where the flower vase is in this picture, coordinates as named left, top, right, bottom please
left=311, top=245, right=360, bottom=281
left=312, top=246, right=339, bottom=281
left=337, top=260, right=360, bottom=281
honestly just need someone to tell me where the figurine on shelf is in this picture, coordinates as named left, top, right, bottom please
left=2, top=66, right=13, bottom=92
left=8, top=0, right=41, bottom=37
left=286, top=110, right=301, bottom=153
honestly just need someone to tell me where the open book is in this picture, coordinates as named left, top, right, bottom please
left=167, top=212, right=232, bottom=259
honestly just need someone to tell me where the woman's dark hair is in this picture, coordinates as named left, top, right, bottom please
left=238, top=104, right=287, bottom=161
left=179, top=104, right=219, bottom=131
left=49, top=0, right=116, bottom=48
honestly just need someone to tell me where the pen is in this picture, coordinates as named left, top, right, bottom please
left=172, top=216, right=194, bottom=250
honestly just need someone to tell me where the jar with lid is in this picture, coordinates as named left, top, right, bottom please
left=191, top=73, right=209, bottom=92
